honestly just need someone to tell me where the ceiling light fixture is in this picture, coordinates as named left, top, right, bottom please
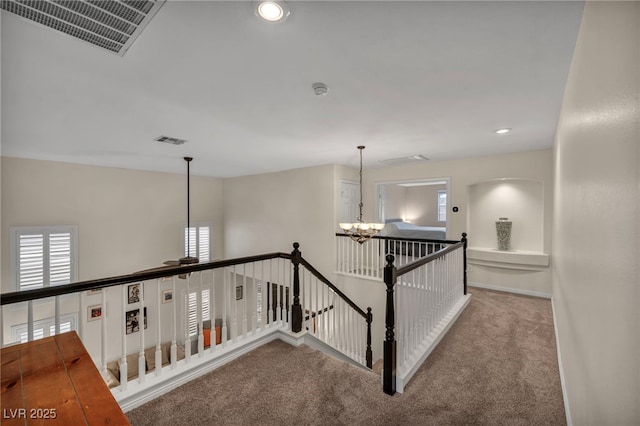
left=255, top=1, right=290, bottom=23
left=495, top=128, right=511, bottom=134
left=339, top=146, right=385, bottom=244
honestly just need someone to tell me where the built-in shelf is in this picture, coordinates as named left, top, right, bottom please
left=467, top=247, right=549, bottom=271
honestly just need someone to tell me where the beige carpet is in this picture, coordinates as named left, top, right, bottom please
left=127, top=288, right=565, bottom=425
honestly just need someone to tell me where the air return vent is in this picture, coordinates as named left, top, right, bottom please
left=379, top=154, right=430, bottom=166
left=1, top=0, right=166, bottom=56
left=154, top=135, right=187, bottom=145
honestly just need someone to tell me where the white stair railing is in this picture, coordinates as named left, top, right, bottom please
left=382, top=233, right=469, bottom=395
left=336, top=234, right=453, bottom=278
left=0, top=244, right=375, bottom=401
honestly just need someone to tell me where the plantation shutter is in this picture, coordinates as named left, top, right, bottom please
left=184, top=225, right=210, bottom=262
left=188, top=289, right=211, bottom=336
left=14, top=227, right=76, bottom=291
left=198, top=226, right=210, bottom=262
left=188, top=292, right=198, bottom=336
left=18, top=233, right=45, bottom=290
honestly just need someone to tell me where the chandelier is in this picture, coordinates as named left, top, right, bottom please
left=339, top=146, right=385, bottom=244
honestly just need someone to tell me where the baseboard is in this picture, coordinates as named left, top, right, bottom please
left=551, top=297, right=572, bottom=426
left=468, top=281, right=552, bottom=299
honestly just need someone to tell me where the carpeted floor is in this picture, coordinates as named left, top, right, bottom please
left=127, top=288, right=565, bottom=426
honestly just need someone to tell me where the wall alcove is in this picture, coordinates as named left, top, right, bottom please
left=466, top=178, right=548, bottom=269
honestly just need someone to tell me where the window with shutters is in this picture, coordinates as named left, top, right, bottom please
left=184, top=224, right=210, bottom=262
left=11, top=313, right=77, bottom=343
left=11, top=226, right=78, bottom=291
left=184, top=224, right=212, bottom=336
left=188, top=289, right=211, bottom=336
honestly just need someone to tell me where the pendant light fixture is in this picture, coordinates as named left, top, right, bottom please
left=339, top=146, right=385, bottom=244
left=179, top=157, right=199, bottom=265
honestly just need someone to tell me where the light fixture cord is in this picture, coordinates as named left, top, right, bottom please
left=185, top=157, right=192, bottom=257
left=358, top=146, right=364, bottom=223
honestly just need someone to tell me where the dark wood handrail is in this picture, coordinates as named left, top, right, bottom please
left=395, top=242, right=464, bottom=277
left=1, top=252, right=291, bottom=306
left=299, top=257, right=367, bottom=319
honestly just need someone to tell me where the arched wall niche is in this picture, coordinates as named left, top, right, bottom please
left=467, top=178, right=545, bottom=253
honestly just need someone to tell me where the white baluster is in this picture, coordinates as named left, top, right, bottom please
left=54, top=296, right=60, bottom=335
left=101, top=288, right=107, bottom=377
left=120, top=285, right=128, bottom=390
left=156, top=279, right=162, bottom=376
left=210, top=270, right=217, bottom=353
left=260, top=261, right=266, bottom=330
left=313, top=276, right=318, bottom=336
left=242, top=264, right=248, bottom=338
left=77, top=292, right=83, bottom=340
left=198, top=272, right=204, bottom=357
left=222, top=268, right=228, bottom=346
left=138, top=282, right=146, bottom=383
left=231, top=266, right=238, bottom=342
left=171, top=276, right=178, bottom=369
left=252, top=262, right=257, bottom=334
left=185, top=276, right=192, bottom=362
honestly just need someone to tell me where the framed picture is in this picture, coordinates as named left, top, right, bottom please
left=88, top=305, right=102, bottom=321
left=128, top=283, right=141, bottom=304
left=87, top=289, right=102, bottom=296
left=162, top=289, right=173, bottom=304
left=125, top=307, right=147, bottom=335
left=236, top=285, right=243, bottom=301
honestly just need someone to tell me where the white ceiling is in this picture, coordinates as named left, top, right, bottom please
left=1, top=1, right=584, bottom=178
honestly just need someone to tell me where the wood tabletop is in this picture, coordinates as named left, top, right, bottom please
left=1, top=331, right=130, bottom=425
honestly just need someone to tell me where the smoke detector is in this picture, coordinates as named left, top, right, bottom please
left=312, top=82, right=328, bottom=96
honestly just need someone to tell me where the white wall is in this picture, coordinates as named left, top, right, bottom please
left=552, top=2, right=639, bottom=424
left=1, top=157, right=224, bottom=361
left=406, top=184, right=446, bottom=227
left=223, top=164, right=337, bottom=276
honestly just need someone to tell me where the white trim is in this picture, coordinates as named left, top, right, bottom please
left=551, top=297, right=572, bottom=426
left=468, top=281, right=551, bottom=299
left=10, top=225, right=78, bottom=291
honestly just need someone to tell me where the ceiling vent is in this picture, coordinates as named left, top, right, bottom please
left=154, top=135, right=187, bottom=146
left=0, top=0, right=166, bottom=56
left=379, top=154, right=430, bottom=167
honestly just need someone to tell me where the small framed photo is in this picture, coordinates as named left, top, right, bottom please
left=88, top=305, right=102, bottom=321
left=236, top=285, right=243, bottom=301
left=87, top=289, right=102, bottom=296
left=162, top=289, right=173, bottom=304
left=128, top=283, right=141, bottom=304
left=125, top=307, right=147, bottom=335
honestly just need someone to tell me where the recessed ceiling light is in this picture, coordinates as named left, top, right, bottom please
left=255, top=1, right=290, bottom=23
left=495, top=128, right=511, bottom=134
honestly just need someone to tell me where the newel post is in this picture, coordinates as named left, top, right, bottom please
left=383, top=254, right=397, bottom=396
left=366, top=307, right=373, bottom=369
left=461, top=232, right=468, bottom=295
left=291, top=242, right=303, bottom=333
